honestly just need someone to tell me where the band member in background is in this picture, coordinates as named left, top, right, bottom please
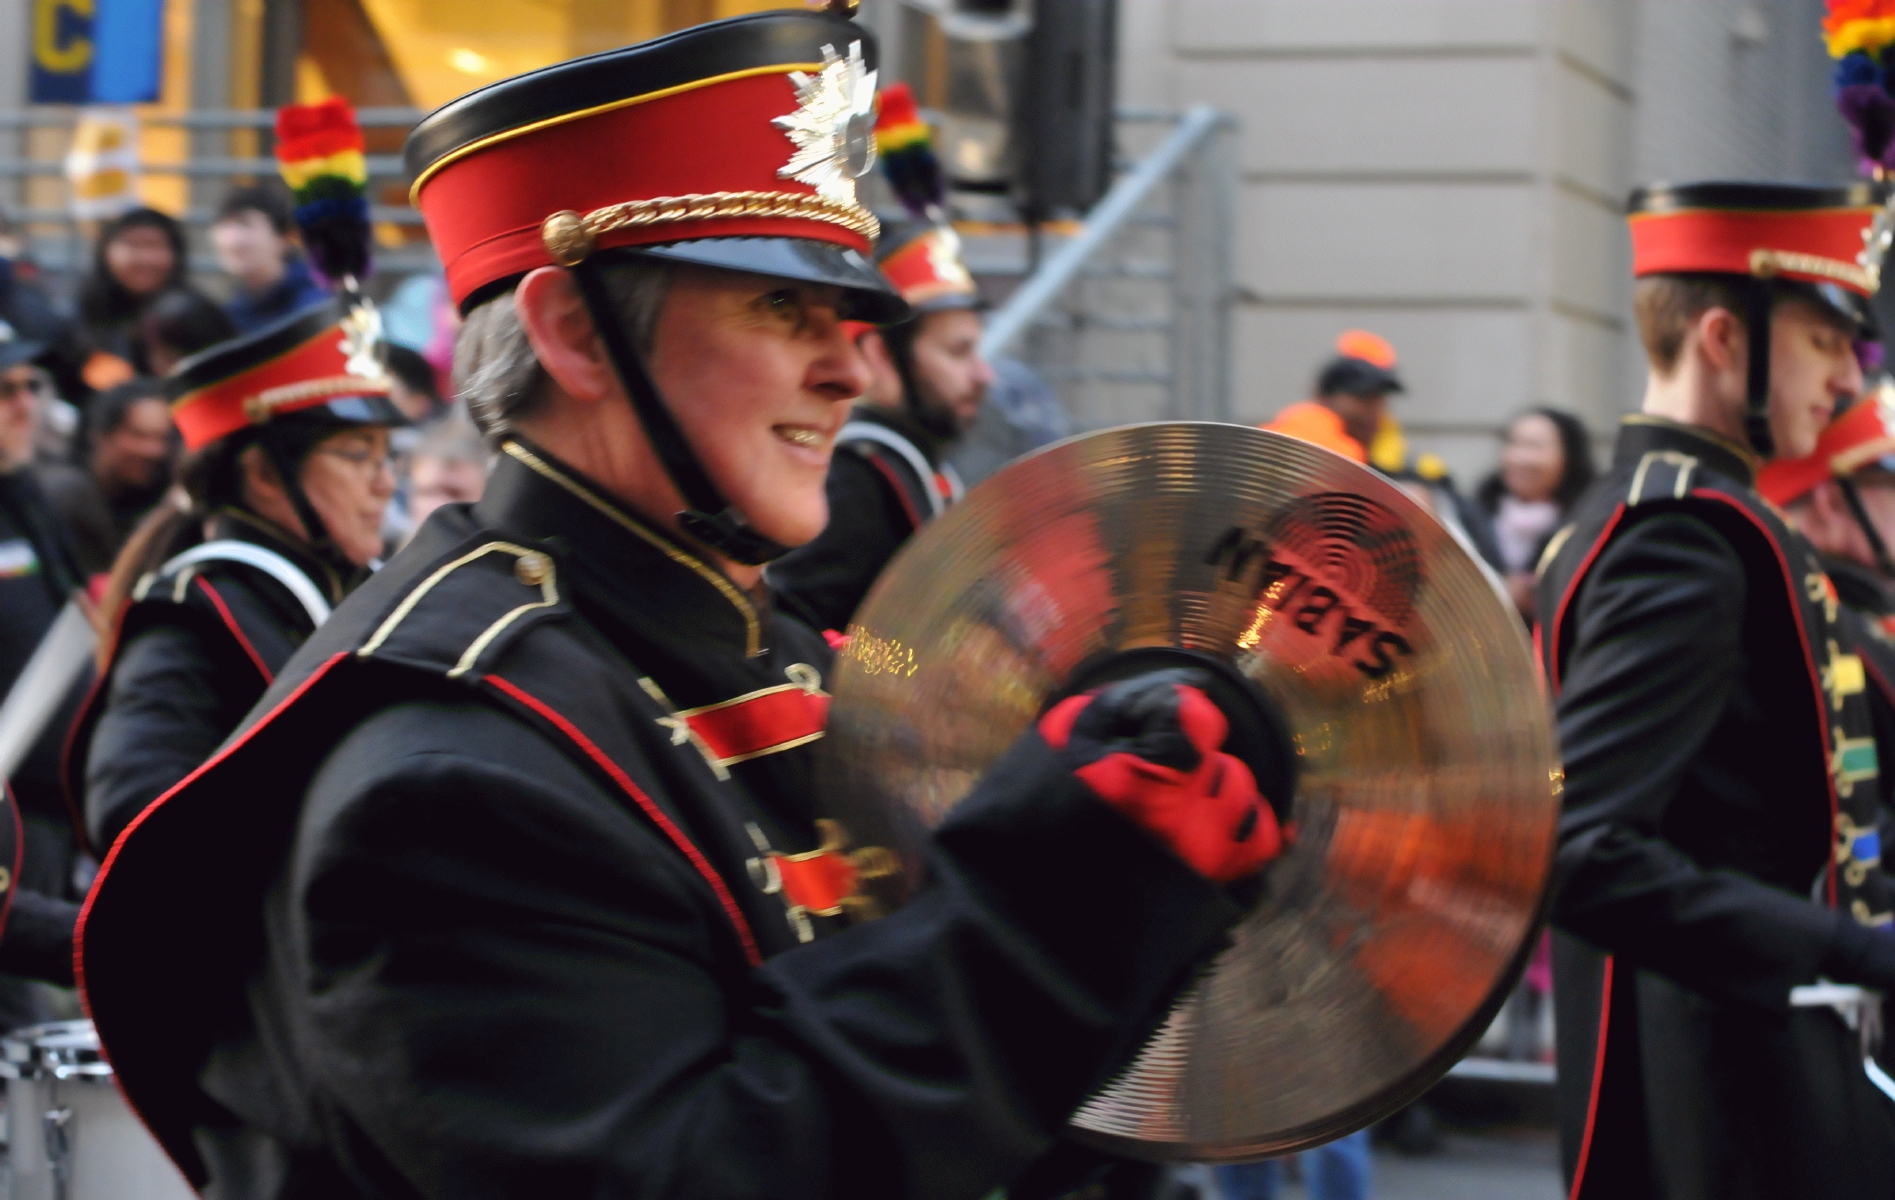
left=1758, top=389, right=1895, bottom=815
left=1537, top=181, right=1895, bottom=1199
left=65, top=304, right=404, bottom=856
left=1759, top=388, right=1895, bottom=616
left=771, top=220, right=991, bottom=631
left=76, top=11, right=1284, bottom=1198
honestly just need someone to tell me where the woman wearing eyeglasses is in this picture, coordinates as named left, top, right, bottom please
left=66, top=304, right=405, bottom=858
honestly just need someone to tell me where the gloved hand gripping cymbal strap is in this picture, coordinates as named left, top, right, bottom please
left=569, top=259, right=790, bottom=567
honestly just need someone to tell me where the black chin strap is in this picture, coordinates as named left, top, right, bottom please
left=569, top=259, right=789, bottom=567
left=256, top=430, right=351, bottom=579
left=1744, top=282, right=1775, bottom=459
left=1838, top=475, right=1895, bottom=578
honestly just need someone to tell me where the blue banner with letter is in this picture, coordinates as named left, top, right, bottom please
left=30, top=0, right=165, bottom=105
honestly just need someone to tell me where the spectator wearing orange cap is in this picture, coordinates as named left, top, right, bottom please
left=1263, top=330, right=1404, bottom=462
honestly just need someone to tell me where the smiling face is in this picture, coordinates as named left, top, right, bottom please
left=645, top=267, right=869, bottom=549
left=1767, top=297, right=1863, bottom=462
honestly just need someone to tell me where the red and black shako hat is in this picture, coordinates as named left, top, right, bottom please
left=874, top=219, right=980, bottom=315
left=1628, top=181, right=1887, bottom=454
left=404, top=8, right=906, bottom=322
left=166, top=302, right=407, bottom=453
left=402, top=8, right=907, bottom=565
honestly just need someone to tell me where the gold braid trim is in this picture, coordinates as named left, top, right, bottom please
left=242, top=375, right=390, bottom=424
left=1749, top=247, right=1878, bottom=293
left=542, top=191, right=879, bottom=266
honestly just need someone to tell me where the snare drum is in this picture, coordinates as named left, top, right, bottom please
left=0, top=1020, right=192, bottom=1200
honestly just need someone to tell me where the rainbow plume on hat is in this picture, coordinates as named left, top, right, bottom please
left=874, top=83, right=945, bottom=222
left=1826, top=0, right=1895, bottom=173
left=274, top=97, right=372, bottom=287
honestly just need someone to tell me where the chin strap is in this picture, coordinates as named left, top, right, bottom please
left=1744, top=282, right=1775, bottom=459
left=569, top=259, right=789, bottom=567
left=255, top=430, right=352, bottom=580
left=1838, top=475, right=1895, bottom=578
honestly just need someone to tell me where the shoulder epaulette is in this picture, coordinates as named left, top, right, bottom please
left=1625, top=449, right=1700, bottom=507
left=356, top=538, right=568, bottom=679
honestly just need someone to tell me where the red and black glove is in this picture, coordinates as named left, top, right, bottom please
left=1039, top=671, right=1286, bottom=884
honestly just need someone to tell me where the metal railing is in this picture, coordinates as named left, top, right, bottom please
left=0, top=107, right=434, bottom=279
left=982, top=105, right=1237, bottom=428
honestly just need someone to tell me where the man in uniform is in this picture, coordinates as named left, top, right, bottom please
left=771, top=220, right=991, bottom=631
left=76, top=10, right=1284, bottom=1199
left=1537, top=181, right=1895, bottom=1199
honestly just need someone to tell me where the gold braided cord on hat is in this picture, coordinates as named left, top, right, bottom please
left=239, top=375, right=391, bottom=424
left=541, top=191, right=879, bottom=266
left=1748, top=247, right=1879, bottom=293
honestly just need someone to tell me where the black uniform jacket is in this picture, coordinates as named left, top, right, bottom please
left=66, top=510, right=346, bottom=856
left=1536, top=417, right=1895, bottom=1200
left=771, top=405, right=952, bottom=633
left=77, top=438, right=1241, bottom=1200
left=0, top=464, right=85, bottom=986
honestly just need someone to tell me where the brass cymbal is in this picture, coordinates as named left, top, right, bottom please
left=814, top=423, right=1561, bottom=1163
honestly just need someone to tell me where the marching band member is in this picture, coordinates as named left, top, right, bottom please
left=66, top=303, right=404, bottom=855
left=1538, top=181, right=1895, bottom=1198
left=76, top=10, right=1284, bottom=1198
left=1758, top=390, right=1895, bottom=618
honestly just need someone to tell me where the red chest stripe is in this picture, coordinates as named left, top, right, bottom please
left=775, top=849, right=857, bottom=916
left=677, top=684, right=828, bottom=767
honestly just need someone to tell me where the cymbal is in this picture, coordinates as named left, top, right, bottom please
left=813, top=423, right=1561, bottom=1163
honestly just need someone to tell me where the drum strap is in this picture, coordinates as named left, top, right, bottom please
left=840, top=421, right=949, bottom=518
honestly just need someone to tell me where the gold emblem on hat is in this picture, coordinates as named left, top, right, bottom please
left=774, top=41, right=878, bottom=208
left=542, top=210, right=597, bottom=267
left=339, top=301, right=390, bottom=383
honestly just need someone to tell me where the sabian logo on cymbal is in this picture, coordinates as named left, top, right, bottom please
left=1208, top=492, right=1424, bottom=682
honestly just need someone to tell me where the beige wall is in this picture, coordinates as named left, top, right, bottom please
left=1119, top=0, right=1850, bottom=484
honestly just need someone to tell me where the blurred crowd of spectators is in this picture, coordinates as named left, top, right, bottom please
left=0, top=191, right=490, bottom=597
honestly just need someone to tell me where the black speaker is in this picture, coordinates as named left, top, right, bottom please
left=1009, top=0, right=1117, bottom=221
left=891, top=0, right=1117, bottom=219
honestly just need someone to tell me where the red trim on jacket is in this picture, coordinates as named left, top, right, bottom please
left=0, top=783, right=22, bottom=943
left=680, top=685, right=828, bottom=766
left=1545, top=504, right=1626, bottom=695
left=774, top=850, right=857, bottom=916
left=866, top=455, right=924, bottom=532
left=1568, top=956, right=1615, bottom=1200
left=75, top=649, right=354, bottom=1172
left=482, top=673, right=764, bottom=968
left=194, top=577, right=274, bottom=685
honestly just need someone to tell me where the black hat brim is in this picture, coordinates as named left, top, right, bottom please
left=278, top=393, right=413, bottom=431
left=617, top=237, right=911, bottom=325
left=1801, top=280, right=1882, bottom=341
left=1317, top=357, right=1405, bottom=399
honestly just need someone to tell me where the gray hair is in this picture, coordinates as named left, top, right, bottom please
left=453, top=257, right=674, bottom=443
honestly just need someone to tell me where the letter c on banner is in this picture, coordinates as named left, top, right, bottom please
left=34, top=0, right=95, bottom=74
